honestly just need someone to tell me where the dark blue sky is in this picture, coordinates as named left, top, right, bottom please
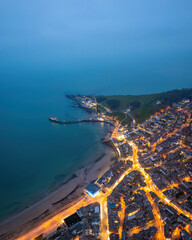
left=0, top=0, right=192, bottom=94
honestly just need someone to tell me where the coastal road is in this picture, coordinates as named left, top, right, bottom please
left=16, top=197, right=94, bottom=240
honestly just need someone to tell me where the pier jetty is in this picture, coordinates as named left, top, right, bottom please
left=49, top=117, right=116, bottom=127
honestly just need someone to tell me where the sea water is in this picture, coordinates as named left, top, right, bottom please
left=0, top=85, right=110, bottom=221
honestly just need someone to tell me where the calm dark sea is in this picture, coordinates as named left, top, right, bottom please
left=0, top=84, right=112, bottom=221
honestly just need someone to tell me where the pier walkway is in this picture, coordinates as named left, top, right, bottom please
left=49, top=117, right=116, bottom=127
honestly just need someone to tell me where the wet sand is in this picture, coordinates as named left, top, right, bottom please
left=0, top=147, right=115, bottom=240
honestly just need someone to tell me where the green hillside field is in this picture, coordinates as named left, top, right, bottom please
left=96, top=89, right=192, bottom=123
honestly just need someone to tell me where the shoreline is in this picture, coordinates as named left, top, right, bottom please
left=0, top=95, right=117, bottom=240
left=0, top=146, right=115, bottom=240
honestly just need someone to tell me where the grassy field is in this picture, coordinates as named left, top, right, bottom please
left=96, top=89, right=192, bottom=123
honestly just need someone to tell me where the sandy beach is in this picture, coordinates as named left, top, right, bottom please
left=0, top=146, right=115, bottom=240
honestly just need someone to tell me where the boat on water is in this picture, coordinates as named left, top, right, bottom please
left=49, top=117, right=57, bottom=121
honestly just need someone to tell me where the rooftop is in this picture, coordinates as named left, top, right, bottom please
left=85, top=183, right=100, bottom=198
left=64, top=212, right=81, bottom=228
